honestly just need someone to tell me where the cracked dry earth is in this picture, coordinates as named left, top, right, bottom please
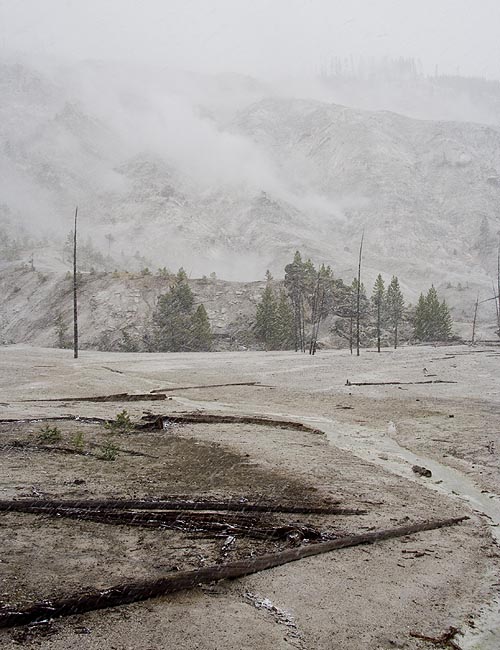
left=0, top=344, right=499, bottom=649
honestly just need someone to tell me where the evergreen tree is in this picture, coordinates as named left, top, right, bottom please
left=254, top=284, right=279, bottom=349
left=438, top=299, right=453, bottom=340
left=414, top=293, right=429, bottom=341
left=371, top=274, right=386, bottom=352
left=414, top=286, right=453, bottom=341
left=309, top=264, right=335, bottom=354
left=477, top=216, right=493, bottom=258
left=276, top=290, right=295, bottom=349
left=333, top=278, right=369, bottom=353
left=152, top=268, right=211, bottom=351
left=386, top=276, right=405, bottom=349
left=190, top=305, right=212, bottom=351
left=284, top=251, right=316, bottom=352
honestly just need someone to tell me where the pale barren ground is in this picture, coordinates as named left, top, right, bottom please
left=0, top=344, right=499, bottom=650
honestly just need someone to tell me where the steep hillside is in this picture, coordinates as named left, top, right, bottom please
left=1, top=62, right=500, bottom=316
left=0, top=265, right=496, bottom=351
left=0, top=267, right=265, bottom=351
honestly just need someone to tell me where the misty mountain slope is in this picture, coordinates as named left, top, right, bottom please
left=1, top=62, right=500, bottom=304
left=231, top=97, right=500, bottom=278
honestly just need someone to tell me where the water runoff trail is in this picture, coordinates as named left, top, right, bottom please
left=171, top=395, right=500, bottom=650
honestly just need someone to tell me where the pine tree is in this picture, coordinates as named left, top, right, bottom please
left=414, top=286, right=453, bottom=341
left=276, top=290, right=295, bottom=349
left=414, top=293, right=429, bottom=341
left=386, top=276, right=405, bottom=349
left=149, top=268, right=208, bottom=352
left=438, top=299, right=453, bottom=340
left=477, top=216, right=493, bottom=258
left=190, top=305, right=212, bottom=351
left=254, top=284, right=279, bottom=349
left=371, top=274, right=386, bottom=352
left=284, top=251, right=316, bottom=352
left=333, top=278, right=369, bottom=353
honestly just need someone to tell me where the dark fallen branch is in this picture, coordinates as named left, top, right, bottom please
left=151, top=382, right=263, bottom=394
left=0, top=416, right=108, bottom=425
left=0, top=497, right=361, bottom=516
left=345, top=380, right=457, bottom=387
left=0, top=505, right=323, bottom=541
left=0, top=516, right=467, bottom=629
left=410, top=626, right=463, bottom=649
left=19, top=393, right=168, bottom=403
left=139, top=413, right=323, bottom=435
left=17, top=384, right=268, bottom=404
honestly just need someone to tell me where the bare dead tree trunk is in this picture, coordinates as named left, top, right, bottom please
left=471, top=293, right=479, bottom=344
left=300, top=296, right=306, bottom=352
left=349, top=315, right=353, bottom=354
left=309, top=272, right=324, bottom=355
left=73, top=207, right=79, bottom=359
left=493, top=282, right=499, bottom=330
left=310, top=289, right=325, bottom=355
left=377, top=300, right=381, bottom=353
left=356, top=230, right=364, bottom=357
left=497, top=244, right=500, bottom=335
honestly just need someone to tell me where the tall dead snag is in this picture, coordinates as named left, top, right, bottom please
left=73, top=206, right=78, bottom=359
left=492, top=281, right=499, bottom=330
left=0, top=516, right=466, bottom=629
left=471, top=293, right=479, bottom=345
left=497, top=244, right=500, bottom=336
left=356, top=230, right=364, bottom=357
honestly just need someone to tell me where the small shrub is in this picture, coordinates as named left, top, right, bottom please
left=73, top=431, right=85, bottom=451
left=99, top=440, right=118, bottom=461
left=38, top=425, right=62, bottom=443
left=105, top=410, right=133, bottom=434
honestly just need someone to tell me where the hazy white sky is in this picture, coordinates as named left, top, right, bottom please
left=1, top=0, right=500, bottom=79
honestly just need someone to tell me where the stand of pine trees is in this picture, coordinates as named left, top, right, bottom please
left=253, top=252, right=454, bottom=352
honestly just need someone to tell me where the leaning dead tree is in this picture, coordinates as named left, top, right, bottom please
left=356, top=229, right=364, bottom=357
left=73, top=206, right=79, bottom=359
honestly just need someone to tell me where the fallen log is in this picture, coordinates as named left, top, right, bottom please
left=17, top=384, right=268, bottom=403
left=151, top=382, right=264, bottom=393
left=0, top=506, right=323, bottom=540
left=345, top=380, right=457, bottom=387
left=0, top=516, right=467, bottom=629
left=0, top=497, right=361, bottom=516
left=0, top=416, right=108, bottom=425
left=19, top=393, right=168, bottom=403
left=139, top=413, right=323, bottom=434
